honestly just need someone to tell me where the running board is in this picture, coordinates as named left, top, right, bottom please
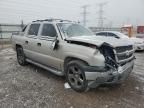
left=26, top=59, right=64, bottom=76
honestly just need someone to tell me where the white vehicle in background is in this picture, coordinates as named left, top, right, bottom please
left=130, top=37, right=144, bottom=51
left=96, top=31, right=144, bottom=51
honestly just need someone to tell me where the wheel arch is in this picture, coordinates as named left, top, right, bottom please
left=64, top=56, right=89, bottom=92
left=64, top=56, right=89, bottom=73
left=15, top=44, right=22, bottom=50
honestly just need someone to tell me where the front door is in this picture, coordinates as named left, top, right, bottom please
left=36, top=23, right=61, bottom=70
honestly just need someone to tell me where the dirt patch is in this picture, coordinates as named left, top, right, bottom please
left=0, top=48, right=144, bottom=108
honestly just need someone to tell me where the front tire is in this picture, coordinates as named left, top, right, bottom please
left=16, top=47, right=27, bottom=66
left=65, top=60, right=88, bottom=92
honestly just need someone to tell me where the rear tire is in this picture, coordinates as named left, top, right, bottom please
left=16, top=47, right=27, bottom=66
left=65, top=60, right=88, bottom=92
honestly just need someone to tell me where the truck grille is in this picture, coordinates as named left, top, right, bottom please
left=114, top=45, right=134, bottom=63
left=117, top=53, right=133, bottom=61
left=115, top=45, right=133, bottom=53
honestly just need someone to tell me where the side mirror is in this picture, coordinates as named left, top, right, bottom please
left=51, top=38, right=59, bottom=50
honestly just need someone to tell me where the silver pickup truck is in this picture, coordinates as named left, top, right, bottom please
left=11, top=19, right=135, bottom=92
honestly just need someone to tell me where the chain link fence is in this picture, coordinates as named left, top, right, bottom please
left=0, top=24, right=23, bottom=49
left=89, top=27, right=121, bottom=33
left=0, top=24, right=122, bottom=49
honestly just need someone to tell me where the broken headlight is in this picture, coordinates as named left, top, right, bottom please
left=99, top=43, right=118, bottom=70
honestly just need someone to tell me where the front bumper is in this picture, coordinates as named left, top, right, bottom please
left=85, top=60, right=134, bottom=87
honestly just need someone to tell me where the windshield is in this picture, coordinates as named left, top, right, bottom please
left=57, top=23, right=93, bottom=37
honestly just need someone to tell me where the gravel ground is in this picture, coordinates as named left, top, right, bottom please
left=0, top=48, right=144, bottom=108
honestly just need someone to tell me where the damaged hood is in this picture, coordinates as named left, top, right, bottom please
left=66, top=35, right=133, bottom=47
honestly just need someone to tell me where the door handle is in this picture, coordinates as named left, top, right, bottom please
left=37, top=43, right=41, bottom=46
left=25, top=41, right=28, bottom=44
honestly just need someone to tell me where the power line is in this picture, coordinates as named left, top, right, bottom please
left=81, top=5, right=89, bottom=27
left=0, top=0, right=82, bottom=9
left=96, top=2, right=108, bottom=28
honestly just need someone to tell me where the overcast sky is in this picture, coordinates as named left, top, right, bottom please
left=0, top=0, right=143, bottom=27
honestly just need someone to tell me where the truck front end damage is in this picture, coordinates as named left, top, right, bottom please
left=84, top=43, right=135, bottom=88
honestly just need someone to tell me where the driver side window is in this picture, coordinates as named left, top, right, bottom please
left=41, top=24, right=57, bottom=37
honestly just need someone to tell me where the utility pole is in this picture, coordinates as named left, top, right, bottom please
left=21, top=20, right=24, bottom=30
left=97, top=2, right=108, bottom=28
left=81, top=5, right=89, bottom=27
left=0, top=24, right=3, bottom=49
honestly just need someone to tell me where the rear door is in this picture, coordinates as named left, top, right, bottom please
left=23, top=23, right=41, bottom=61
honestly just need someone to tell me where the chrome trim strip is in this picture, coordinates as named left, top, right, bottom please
left=113, top=48, right=134, bottom=63
left=117, top=55, right=134, bottom=63
left=116, top=50, right=134, bottom=56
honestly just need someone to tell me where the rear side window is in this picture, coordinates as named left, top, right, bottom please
left=41, top=24, right=57, bottom=37
left=28, top=24, right=40, bottom=35
left=96, top=32, right=106, bottom=36
left=107, top=33, right=117, bottom=37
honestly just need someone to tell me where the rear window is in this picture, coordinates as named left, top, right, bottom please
left=107, top=33, right=117, bottom=37
left=96, top=32, right=106, bottom=36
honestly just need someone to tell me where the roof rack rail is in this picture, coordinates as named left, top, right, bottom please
left=32, top=20, right=43, bottom=22
left=32, top=18, right=73, bottom=22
